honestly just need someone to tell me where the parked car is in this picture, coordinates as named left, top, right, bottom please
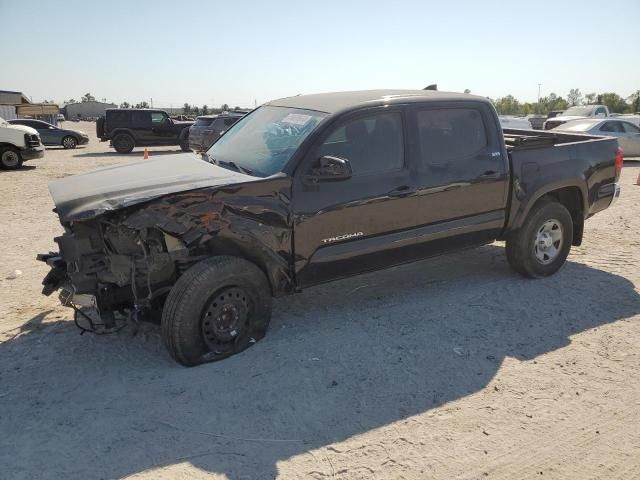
left=57, top=114, right=66, bottom=122
left=544, top=105, right=610, bottom=130
left=96, top=109, right=193, bottom=153
left=553, top=118, right=640, bottom=156
left=189, top=112, right=245, bottom=152
left=526, top=115, right=546, bottom=130
left=0, top=117, right=44, bottom=169
left=38, top=90, right=622, bottom=366
left=498, top=115, right=531, bottom=129
left=8, top=119, right=88, bottom=149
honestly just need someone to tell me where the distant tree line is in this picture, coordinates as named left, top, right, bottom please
left=490, top=89, right=640, bottom=116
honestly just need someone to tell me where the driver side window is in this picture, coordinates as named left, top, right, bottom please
left=318, top=112, right=404, bottom=176
left=151, top=112, right=167, bottom=125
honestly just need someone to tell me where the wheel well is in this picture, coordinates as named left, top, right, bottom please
left=540, top=186, right=584, bottom=246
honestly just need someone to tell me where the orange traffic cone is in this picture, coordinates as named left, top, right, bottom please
left=143, top=148, right=149, bottom=160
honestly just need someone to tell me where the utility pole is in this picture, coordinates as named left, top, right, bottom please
left=537, top=84, right=542, bottom=103
left=150, top=98, right=153, bottom=108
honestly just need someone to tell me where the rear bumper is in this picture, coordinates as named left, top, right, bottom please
left=609, top=183, right=621, bottom=206
left=20, top=145, right=45, bottom=160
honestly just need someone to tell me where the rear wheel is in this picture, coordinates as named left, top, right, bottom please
left=112, top=133, right=135, bottom=153
left=506, top=199, right=573, bottom=278
left=62, top=136, right=77, bottom=149
left=161, top=256, right=272, bottom=366
left=0, top=147, right=22, bottom=170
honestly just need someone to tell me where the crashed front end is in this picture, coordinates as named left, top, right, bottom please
left=37, top=155, right=294, bottom=334
left=39, top=212, right=195, bottom=332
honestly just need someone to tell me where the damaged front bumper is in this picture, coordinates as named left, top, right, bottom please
left=37, top=219, right=194, bottom=333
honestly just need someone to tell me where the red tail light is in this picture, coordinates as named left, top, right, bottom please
left=615, top=147, right=623, bottom=181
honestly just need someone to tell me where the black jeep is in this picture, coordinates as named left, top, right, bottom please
left=97, top=109, right=193, bottom=153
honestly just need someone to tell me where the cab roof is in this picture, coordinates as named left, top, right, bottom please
left=266, top=89, right=490, bottom=114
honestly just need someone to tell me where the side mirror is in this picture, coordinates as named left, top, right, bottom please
left=310, top=155, right=352, bottom=181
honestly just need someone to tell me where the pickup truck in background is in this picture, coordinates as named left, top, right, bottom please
left=544, top=104, right=610, bottom=130
left=0, top=116, right=45, bottom=169
left=38, top=90, right=623, bottom=366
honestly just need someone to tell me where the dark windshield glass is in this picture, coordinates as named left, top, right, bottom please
left=207, top=106, right=327, bottom=177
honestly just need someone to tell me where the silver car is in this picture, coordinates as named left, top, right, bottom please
left=553, top=118, right=640, bottom=157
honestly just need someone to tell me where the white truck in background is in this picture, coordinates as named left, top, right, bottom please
left=544, top=105, right=610, bottom=130
left=0, top=117, right=44, bottom=169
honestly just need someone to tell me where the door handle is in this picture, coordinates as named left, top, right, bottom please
left=388, top=185, right=415, bottom=197
left=479, top=170, right=501, bottom=180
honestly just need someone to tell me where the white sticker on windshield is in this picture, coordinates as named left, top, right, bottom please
left=281, top=113, right=313, bottom=126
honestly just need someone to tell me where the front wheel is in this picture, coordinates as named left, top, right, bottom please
left=506, top=199, right=573, bottom=278
left=161, top=256, right=272, bottom=366
left=0, top=147, right=23, bottom=170
left=62, top=136, right=77, bottom=149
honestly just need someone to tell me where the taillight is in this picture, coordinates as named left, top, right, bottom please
left=615, top=147, right=623, bottom=181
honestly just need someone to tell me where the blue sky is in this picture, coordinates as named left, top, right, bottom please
left=1, top=0, right=638, bottom=108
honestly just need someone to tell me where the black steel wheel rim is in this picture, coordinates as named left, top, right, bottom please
left=201, top=287, right=250, bottom=352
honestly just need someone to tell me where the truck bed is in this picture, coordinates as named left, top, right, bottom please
left=502, top=128, right=619, bottom=223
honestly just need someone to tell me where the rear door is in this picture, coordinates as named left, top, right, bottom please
left=292, top=107, right=417, bottom=286
left=131, top=111, right=152, bottom=142
left=620, top=121, right=640, bottom=156
left=406, top=102, right=508, bottom=254
left=30, top=120, right=57, bottom=145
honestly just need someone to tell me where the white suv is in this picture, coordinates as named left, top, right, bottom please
left=0, top=117, right=45, bottom=169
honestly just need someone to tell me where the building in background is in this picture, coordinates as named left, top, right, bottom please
left=0, top=89, right=59, bottom=124
left=64, top=100, right=117, bottom=120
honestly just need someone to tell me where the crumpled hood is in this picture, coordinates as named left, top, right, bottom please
left=48, top=153, right=255, bottom=222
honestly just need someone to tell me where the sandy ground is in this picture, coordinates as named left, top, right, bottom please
left=0, top=122, right=639, bottom=480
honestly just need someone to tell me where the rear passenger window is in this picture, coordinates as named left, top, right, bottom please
left=416, top=109, right=487, bottom=164
left=223, top=117, right=238, bottom=127
left=319, top=112, right=404, bottom=175
left=110, top=111, right=129, bottom=126
left=600, top=122, right=624, bottom=133
left=622, top=122, right=640, bottom=134
left=132, top=111, right=151, bottom=128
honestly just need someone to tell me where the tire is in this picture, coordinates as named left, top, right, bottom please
left=112, top=133, right=135, bottom=153
left=62, top=136, right=77, bottom=149
left=0, top=146, right=23, bottom=170
left=506, top=198, right=573, bottom=278
left=161, top=256, right=272, bottom=366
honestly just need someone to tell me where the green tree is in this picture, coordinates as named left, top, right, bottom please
left=183, top=103, right=191, bottom=114
left=192, top=106, right=200, bottom=116
left=221, top=103, right=229, bottom=111
left=627, top=90, right=640, bottom=113
left=493, top=95, right=521, bottom=115
left=596, top=93, right=628, bottom=113
left=584, top=92, right=597, bottom=104
left=120, top=101, right=130, bottom=108
left=135, top=101, right=149, bottom=108
left=567, top=88, right=583, bottom=106
left=463, top=89, right=471, bottom=94
left=539, top=93, right=568, bottom=112
left=202, top=105, right=209, bottom=115
left=81, top=93, right=95, bottom=102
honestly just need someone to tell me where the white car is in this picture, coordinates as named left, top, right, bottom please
left=498, top=116, right=532, bottom=129
left=553, top=118, right=640, bottom=157
left=0, top=116, right=45, bottom=169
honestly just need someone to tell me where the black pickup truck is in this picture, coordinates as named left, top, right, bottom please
left=96, top=109, right=193, bottom=153
left=39, top=90, right=623, bottom=366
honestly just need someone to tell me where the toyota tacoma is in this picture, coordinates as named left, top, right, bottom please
left=39, top=90, right=623, bottom=366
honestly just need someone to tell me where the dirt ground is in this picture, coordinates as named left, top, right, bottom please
left=1, top=122, right=639, bottom=480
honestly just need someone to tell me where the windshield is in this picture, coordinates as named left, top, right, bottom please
left=207, top=106, right=327, bottom=177
left=563, top=106, right=596, bottom=116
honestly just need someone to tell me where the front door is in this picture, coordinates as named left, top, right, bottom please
left=150, top=111, right=176, bottom=144
left=293, top=107, right=418, bottom=287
